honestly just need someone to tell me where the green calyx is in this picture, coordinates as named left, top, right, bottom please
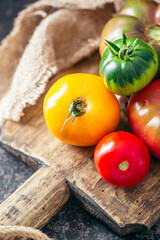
left=61, top=97, right=87, bottom=134
left=68, top=97, right=87, bottom=122
left=105, top=31, right=139, bottom=61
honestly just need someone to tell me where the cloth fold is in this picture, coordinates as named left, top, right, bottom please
left=0, top=0, right=115, bottom=125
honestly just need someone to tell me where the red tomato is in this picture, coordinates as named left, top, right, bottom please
left=127, top=79, right=160, bottom=159
left=94, top=131, right=150, bottom=188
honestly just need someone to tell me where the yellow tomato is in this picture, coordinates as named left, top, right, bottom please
left=43, top=73, right=120, bottom=146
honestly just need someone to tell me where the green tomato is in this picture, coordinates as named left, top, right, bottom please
left=99, top=34, right=158, bottom=96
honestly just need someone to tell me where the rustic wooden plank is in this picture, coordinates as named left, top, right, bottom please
left=0, top=52, right=160, bottom=236
left=66, top=154, right=160, bottom=236
left=0, top=167, right=69, bottom=229
left=0, top=53, right=100, bottom=236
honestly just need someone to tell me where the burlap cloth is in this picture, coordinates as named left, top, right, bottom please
left=1, top=0, right=159, bottom=126
left=0, top=0, right=121, bottom=126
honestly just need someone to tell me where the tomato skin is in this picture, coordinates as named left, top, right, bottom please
left=118, top=0, right=157, bottom=24
left=156, top=4, right=160, bottom=23
left=99, top=0, right=160, bottom=77
left=43, top=73, right=120, bottom=146
left=94, top=131, right=150, bottom=188
left=99, top=15, right=147, bottom=57
left=99, top=38, right=158, bottom=96
left=127, top=79, right=160, bottom=159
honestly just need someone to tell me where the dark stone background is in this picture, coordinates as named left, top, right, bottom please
left=0, top=0, right=160, bottom=239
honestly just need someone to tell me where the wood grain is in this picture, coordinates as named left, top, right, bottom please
left=0, top=52, right=160, bottom=236
left=66, top=155, right=160, bottom=235
left=0, top=167, right=69, bottom=229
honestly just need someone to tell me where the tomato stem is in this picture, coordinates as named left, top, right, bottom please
left=68, top=97, right=87, bottom=120
left=118, top=47, right=129, bottom=60
left=61, top=97, right=87, bottom=134
left=105, top=31, right=139, bottom=61
left=119, top=161, right=129, bottom=171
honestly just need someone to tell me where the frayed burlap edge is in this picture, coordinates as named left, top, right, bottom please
left=0, top=0, right=115, bottom=126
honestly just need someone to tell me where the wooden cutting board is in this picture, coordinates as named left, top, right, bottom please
left=0, top=52, right=160, bottom=236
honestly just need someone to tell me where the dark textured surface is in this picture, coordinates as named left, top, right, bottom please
left=42, top=198, right=160, bottom=240
left=1, top=145, right=160, bottom=240
left=0, top=0, right=36, bottom=40
left=0, top=146, right=160, bottom=240
left=0, top=147, right=35, bottom=204
left=0, top=0, right=160, bottom=239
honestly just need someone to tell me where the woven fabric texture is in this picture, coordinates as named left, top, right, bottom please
left=0, top=0, right=115, bottom=125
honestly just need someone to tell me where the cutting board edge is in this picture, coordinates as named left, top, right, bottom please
left=66, top=178, right=149, bottom=236
left=0, top=140, right=47, bottom=170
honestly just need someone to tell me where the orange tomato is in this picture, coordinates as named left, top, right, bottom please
left=43, top=73, right=120, bottom=146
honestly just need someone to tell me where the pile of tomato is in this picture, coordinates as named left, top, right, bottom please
left=43, top=0, right=160, bottom=188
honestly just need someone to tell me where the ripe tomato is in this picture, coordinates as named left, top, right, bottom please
left=99, top=0, right=160, bottom=77
left=99, top=34, right=158, bottom=96
left=127, top=79, right=160, bottom=159
left=43, top=73, right=120, bottom=146
left=94, top=131, right=150, bottom=188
